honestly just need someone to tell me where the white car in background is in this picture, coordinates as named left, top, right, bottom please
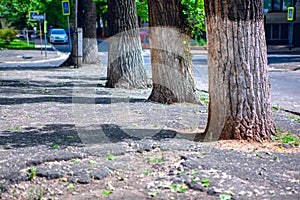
left=47, top=29, right=68, bottom=44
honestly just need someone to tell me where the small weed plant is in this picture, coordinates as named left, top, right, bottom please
left=271, top=127, right=299, bottom=147
left=28, top=167, right=37, bottom=180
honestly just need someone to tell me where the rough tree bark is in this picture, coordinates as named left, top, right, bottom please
left=78, top=0, right=99, bottom=64
left=202, top=0, right=275, bottom=141
left=106, top=0, right=148, bottom=89
left=147, top=0, right=198, bottom=104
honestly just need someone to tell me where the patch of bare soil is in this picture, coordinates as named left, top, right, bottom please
left=208, top=139, right=300, bottom=153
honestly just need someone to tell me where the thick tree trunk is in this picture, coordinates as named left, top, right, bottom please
left=106, top=0, right=148, bottom=89
left=78, top=0, right=99, bottom=64
left=203, top=0, right=275, bottom=141
left=147, top=0, right=198, bottom=104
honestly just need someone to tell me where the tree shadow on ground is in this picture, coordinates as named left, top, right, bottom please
left=0, top=123, right=199, bottom=149
left=0, top=78, right=147, bottom=105
left=0, top=124, right=82, bottom=149
left=0, top=96, right=146, bottom=105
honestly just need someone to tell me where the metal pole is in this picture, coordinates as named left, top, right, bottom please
left=289, top=0, right=295, bottom=50
left=74, top=0, right=78, bottom=67
left=67, top=16, right=71, bottom=52
left=143, top=20, right=146, bottom=44
left=289, top=22, right=294, bottom=50
left=44, top=13, right=47, bottom=58
left=26, top=30, right=29, bottom=46
left=39, top=22, right=43, bottom=55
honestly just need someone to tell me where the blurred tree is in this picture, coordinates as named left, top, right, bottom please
left=94, top=0, right=108, bottom=38
left=78, top=0, right=99, bottom=64
left=136, top=0, right=148, bottom=26
left=147, top=0, right=198, bottom=104
left=106, top=0, right=148, bottom=89
left=181, top=0, right=205, bottom=43
left=0, top=0, right=72, bottom=30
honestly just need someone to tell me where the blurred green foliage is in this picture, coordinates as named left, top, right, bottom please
left=0, top=28, right=17, bottom=44
left=181, top=0, right=206, bottom=37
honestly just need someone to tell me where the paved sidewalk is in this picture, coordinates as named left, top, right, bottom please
left=0, top=49, right=68, bottom=69
left=0, top=64, right=299, bottom=199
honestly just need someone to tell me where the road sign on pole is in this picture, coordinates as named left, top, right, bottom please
left=287, top=7, right=294, bottom=21
left=62, top=0, right=70, bottom=16
left=44, top=20, right=47, bottom=34
left=32, top=15, right=45, bottom=22
left=28, top=11, right=39, bottom=21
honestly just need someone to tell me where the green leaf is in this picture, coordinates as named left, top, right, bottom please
left=219, top=194, right=232, bottom=200
left=88, top=160, right=97, bottom=164
left=170, top=184, right=178, bottom=191
left=102, top=191, right=112, bottom=195
left=272, top=105, right=280, bottom=111
left=67, top=183, right=75, bottom=189
left=171, top=184, right=188, bottom=193
left=203, top=183, right=210, bottom=187
left=150, top=157, right=164, bottom=163
left=106, top=154, right=117, bottom=161
left=66, top=135, right=75, bottom=139
left=143, top=170, right=152, bottom=175
left=200, top=179, right=210, bottom=183
left=51, top=144, right=59, bottom=149
left=177, top=187, right=188, bottom=193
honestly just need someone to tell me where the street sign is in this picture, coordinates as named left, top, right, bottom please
left=32, top=15, right=45, bottom=22
left=287, top=7, right=294, bottom=21
left=44, top=21, right=47, bottom=33
left=62, top=0, right=70, bottom=16
left=28, top=11, right=39, bottom=21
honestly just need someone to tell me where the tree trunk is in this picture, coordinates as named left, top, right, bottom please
left=147, top=0, right=198, bottom=104
left=106, top=0, right=148, bottom=89
left=202, top=0, right=275, bottom=141
left=78, top=0, right=99, bottom=64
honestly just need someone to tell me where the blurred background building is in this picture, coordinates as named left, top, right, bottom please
left=264, top=0, right=300, bottom=47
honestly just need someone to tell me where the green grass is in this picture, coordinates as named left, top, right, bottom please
left=0, top=40, right=35, bottom=50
